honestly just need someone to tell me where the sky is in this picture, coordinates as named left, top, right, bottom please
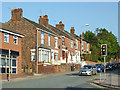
left=1, top=2, right=119, bottom=44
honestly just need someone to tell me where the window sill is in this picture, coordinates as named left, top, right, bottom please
left=55, top=47, right=58, bottom=49
left=4, top=41, right=9, bottom=43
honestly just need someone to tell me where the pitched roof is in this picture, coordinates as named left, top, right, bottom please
left=64, top=30, right=81, bottom=41
left=0, top=22, right=24, bottom=37
left=48, top=24, right=75, bottom=40
left=23, top=17, right=59, bottom=36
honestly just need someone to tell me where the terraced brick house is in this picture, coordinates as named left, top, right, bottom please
left=0, top=22, right=24, bottom=79
left=5, top=8, right=90, bottom=73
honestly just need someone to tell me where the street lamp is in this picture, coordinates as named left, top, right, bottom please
left=80, top=24, right=89, bottom=62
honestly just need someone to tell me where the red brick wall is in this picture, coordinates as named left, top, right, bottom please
left=38, top=64, right=81, bottom=74
left=6, top=18, right=37, bottom=72
left=1, top=73, right=33, bottom=80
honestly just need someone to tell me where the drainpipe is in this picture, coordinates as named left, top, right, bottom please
left=37, top=29, right=38, bottom=73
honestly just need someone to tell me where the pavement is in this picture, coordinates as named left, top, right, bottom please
left=91, top=69, right=120, bottom=89
left=1, top=70, right=80, bottom=84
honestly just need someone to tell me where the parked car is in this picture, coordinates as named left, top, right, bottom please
left=79, top=65, right=97, bottom=76
left=95, top=64, right=104, bottom=72
left=106, top=63, right=113, bottom=71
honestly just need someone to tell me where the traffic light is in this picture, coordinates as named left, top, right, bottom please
left=101, top=44, right=107, bottom=56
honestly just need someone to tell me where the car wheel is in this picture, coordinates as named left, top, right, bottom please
left=90, top=72, right=92, bottom=76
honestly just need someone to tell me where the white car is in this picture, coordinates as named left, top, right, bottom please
left=79, top=65, right=97, bottom=76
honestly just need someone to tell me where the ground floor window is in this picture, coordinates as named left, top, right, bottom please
left=38, top=48, right=50, bottom=62
left=0, top=54, right=17, bottom=74
left=62, top=51, right=65, bottom=60
left=54, top=53, right=58, bottom=61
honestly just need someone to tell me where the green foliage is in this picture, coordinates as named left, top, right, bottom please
left=84, top=28, right=119, bottom=62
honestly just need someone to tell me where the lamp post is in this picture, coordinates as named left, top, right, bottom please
left=80, top=24, right=89, bottom=63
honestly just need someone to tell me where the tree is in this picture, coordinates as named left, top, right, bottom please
left=84, top=28, right=119, bottom=62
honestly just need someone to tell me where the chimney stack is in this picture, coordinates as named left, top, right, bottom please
left=56, top=21, right=64, bottom=31
left=39, top=15, right=48, bottom=26
left=11, top=8, right=23, bottom=21
left=70, top=27, right=75, bottom=34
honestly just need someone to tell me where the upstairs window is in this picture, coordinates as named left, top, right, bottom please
left=13, top=36, right=18, bottom=45
left=82, top=41, right=83, bottom=48
left=4, top=33, right=9, bottom=43
left=55, top=37, right=58, bottom=48
left=71, top=40, right=73, bottom=48
left=76, top=40, right=78, bottom=49
left=48, top=34, right=51, bottom=46
left=62, top=36, right=65, bottom=45
left=41, top=33, right=44, bottom=44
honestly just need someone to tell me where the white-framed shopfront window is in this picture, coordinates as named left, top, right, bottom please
left=0, top=54, right=17, bottom=74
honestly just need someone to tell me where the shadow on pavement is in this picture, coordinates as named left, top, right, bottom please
left=65, top=73, right=79, bottom=76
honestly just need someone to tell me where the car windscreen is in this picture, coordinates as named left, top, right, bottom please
left=83, top=66, right=92, bottom=69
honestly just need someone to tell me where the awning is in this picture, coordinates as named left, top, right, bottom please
left=0, top=49, right=19, bottom=56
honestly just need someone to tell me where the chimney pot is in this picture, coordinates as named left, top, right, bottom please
left=56, top=21, right=64, bottom=31
left=70, top=27, right=75, bottom=34
left=11, top=8, right=23, bottom=21
left=39, top=15, right=48, bottom=26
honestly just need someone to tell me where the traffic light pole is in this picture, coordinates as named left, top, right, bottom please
left=104, top=56, right=106, bottom=73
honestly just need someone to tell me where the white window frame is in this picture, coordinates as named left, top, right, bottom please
left=55, top=37, right=58, bottom=48
left=48, top=36, right=51, bottom=46
left=4, top=33, right=9, bottom=43
left=13, top=36, right=18, bottom=45
left=38, top=48, right=50, bottom=62
left=71, top=40, right=73, bottom=48
left=76, top=39, right=78, bottom=49
left=0, top=54, right=17, bottom=74
left=62, top=36, right=65, bottom=45
left=55, top=53, right=58, bottom=61
left=31, top=49, right=36, bottom=61
left=41, top=33, right=44, bottom=44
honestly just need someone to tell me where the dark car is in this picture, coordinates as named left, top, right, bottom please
left=106, top=63, right=114, bottom=71
left=95, top=64, right=104, bottom=72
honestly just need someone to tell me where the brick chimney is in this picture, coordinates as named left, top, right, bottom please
left=11, top=8, right=23, bottom=21
left=56, top=21, right=64, bottom=31
left=70, top=27, right=75, bottom=34
left=39, top=15, right=48, bottom=26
